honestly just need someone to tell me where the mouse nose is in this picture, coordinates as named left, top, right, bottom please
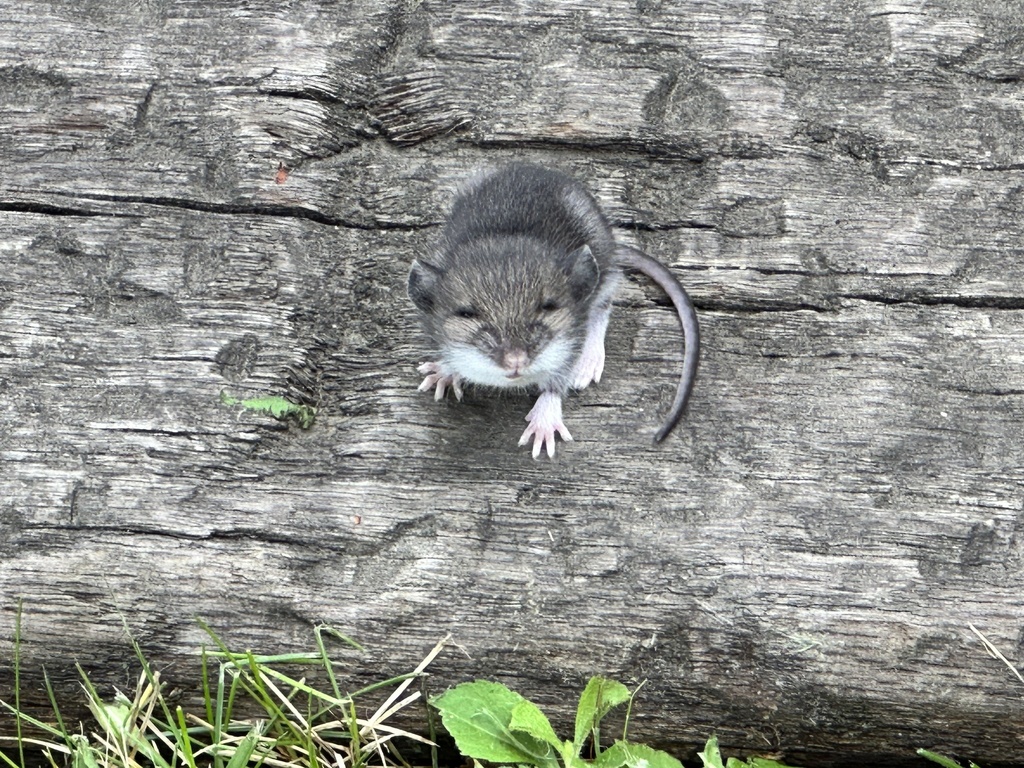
left=502, top=348, right=530, bottom=378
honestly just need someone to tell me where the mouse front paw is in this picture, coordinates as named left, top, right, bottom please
left=417, top=361, right=464, bottom=401
left=518, top=391, right=573, bottom=459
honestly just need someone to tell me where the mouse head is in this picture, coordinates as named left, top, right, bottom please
left=408, top=236, right=600, bottom=388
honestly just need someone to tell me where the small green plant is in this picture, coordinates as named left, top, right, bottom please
left=431, top=677, right=671, bottom=768
left=220, top=393, right=316, bottom=428
left=430, top=678, right=800, bottom=768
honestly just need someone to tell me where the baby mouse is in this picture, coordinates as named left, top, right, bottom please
left=407, top=162, right=699, bottom=459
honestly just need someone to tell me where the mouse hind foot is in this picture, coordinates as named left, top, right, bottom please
left=570, top=335, right=606, bottom=389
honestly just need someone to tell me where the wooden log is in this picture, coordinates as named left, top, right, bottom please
left=2, top=1, right=1023, bottom=766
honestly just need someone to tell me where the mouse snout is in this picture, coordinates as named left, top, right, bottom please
left=500, top=348, right=531, bottom=378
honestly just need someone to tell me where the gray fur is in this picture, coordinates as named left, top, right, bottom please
left=409, top=162, right=699, bottom=444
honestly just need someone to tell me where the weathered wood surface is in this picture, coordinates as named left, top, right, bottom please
left=2, top=1, right=1023, bottom=766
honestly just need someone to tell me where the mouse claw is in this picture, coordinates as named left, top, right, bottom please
left=519, top=391, right=573, bottom=459
left=416, top=361, right=464, bottom=402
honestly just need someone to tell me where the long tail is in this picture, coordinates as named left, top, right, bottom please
left=616, top=246, right=700, bottom=442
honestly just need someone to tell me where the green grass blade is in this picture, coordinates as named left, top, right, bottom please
left=425, top=684, right=439, bottom=768
left=14, top=598, right=24, bottom=768
left=41, top=667, right=69, bottom=740
left=74, top=663, right=105, bottom=716
left=205, top=652, right=328, bottom=665
left=0, top=747, right=21, bottom=768
left=313, top=626, right=345, bottom=702
left=348, top=698, right=362, bottom=768
left=0, top=700, right=66, bottom=738
left=175, top=706, right=198, bottom=768
left=316, top=625, right=365, bottom=652
left=225, top=725, right=264, bottom=768
left=917, top=749, right=967, bottom=768
left=202, top=645, right=214, bottom=727
left=348, top=672, right=423, bottom=700
left=225, top=667, right=242, bottom=732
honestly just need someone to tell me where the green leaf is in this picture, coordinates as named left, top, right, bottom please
left=603, top=741, right=683, bottom=768
left=431, top=681, right=559, bottom=768
left=563, top=752, right=593, bottom=768
left=698, top=736, right=725, bottom=768
left=917, top=750, right=972, bottom=768
left=509, top=699, right=563, bottom=750
left=573, top=677, right=632, bottom=751
left=594, top=741, right=629, bottom=768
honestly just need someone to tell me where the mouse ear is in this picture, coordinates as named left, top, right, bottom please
left=559, top=244, right=600, bottom=302
left=408, top=259, right=444, bottom=312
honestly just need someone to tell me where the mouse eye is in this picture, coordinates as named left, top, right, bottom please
left=453, top=306, right=480, bottom=320
left=539, top=299, right=560, bottom=312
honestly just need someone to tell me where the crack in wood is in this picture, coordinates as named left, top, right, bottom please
left=0, top=201, right=137, bottom=218
left=28, top=191, right=435, bottom=230
left=841, top=292, right=1024, bottom=310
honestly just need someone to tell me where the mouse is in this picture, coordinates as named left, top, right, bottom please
left=407, top=162, right=699, bottom=459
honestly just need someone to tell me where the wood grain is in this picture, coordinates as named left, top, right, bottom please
left=2, top=1, right=1023, bottom=766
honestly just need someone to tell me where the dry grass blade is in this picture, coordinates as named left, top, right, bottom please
left=1, top=739, right=70, bottom=755
left=968, top=622, right=1024, bottom=688
left=361, top=692, right=422, bottom=734
left=359, top=634, right=451, bottom=740
left=315, top=719, right=434, bottom=746
left=259, top=667, right=351, bottom=709
left=359, top=733, right=409, bottom=756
